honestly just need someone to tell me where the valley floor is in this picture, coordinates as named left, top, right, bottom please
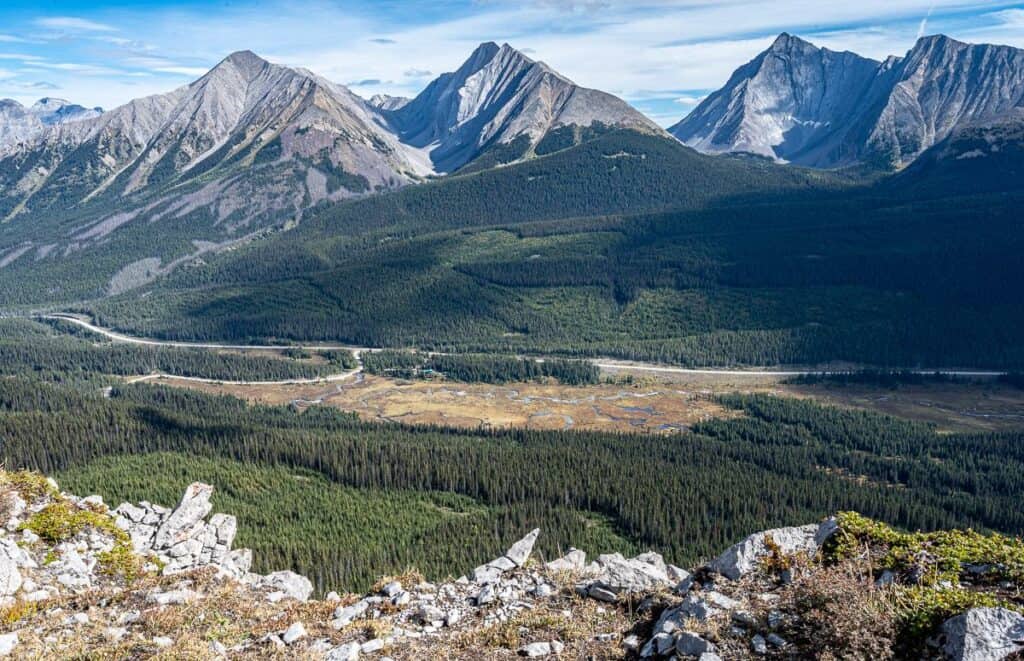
left=40, top=313, right=1024, bottom=434
left=143, top=373, right=1024, bottom=435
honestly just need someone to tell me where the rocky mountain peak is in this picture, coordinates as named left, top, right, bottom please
left=766, top=32, right=814, bottom=55
left=368, top=93, right=411, bottom=111
left=673, top=32, right=1024, bottom=169
left=462, top=41, right=503, bottom=72
left=31, top=97, right=70, bottom=112
left=216, top=49, right=271, bottom=80
left=388, top=40, right=657, bottom=172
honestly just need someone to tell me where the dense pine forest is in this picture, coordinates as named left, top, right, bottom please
left=362, top=350, right=600, bottom=385
left=2, top=369, right=1022, bottom=593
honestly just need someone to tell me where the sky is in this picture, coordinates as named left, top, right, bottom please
left=1, top=0, right=1023, bottom=126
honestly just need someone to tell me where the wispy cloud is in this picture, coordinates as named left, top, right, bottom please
left=36, top=16, right=117, bottom=32
left=917, top=4, right=937, bottom=38
left=152, top=66, right=209, bottom=77
left=1, top=0, right=1022, bottom=121
left=674, top=94, right=706, bottom=105
left=0, top=52, right=45, bottom=62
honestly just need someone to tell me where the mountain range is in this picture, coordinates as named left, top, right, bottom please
left=672, top=33, right=1024, bottom=168
left=0, top=43, right=657, bottom=233
left=0, top=97, right=102, bottom=150
left=0, top=33, right=1022, bottom=322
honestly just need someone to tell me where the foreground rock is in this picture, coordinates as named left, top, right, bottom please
left=1, top=470, right=1021, bottom=659
left=708, top=519, right=837, bottom=580
left=114, top=483, right=252, bottom=579
left=942, top=608, right=1024, bottom=661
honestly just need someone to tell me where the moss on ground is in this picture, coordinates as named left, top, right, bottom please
left=830, top=511, right=1024, bottom=586
left=19, top=498, right=144, bottom=582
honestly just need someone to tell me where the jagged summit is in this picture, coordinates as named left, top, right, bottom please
left=387, top=40, right=660, bottom=172
left=767, top=32, right=812, bottom=52
left=368, top=93, right=411, bottom=111
left=672, top=32, right=1024, bottom=169
left=671, top=32, right=882, bottom=166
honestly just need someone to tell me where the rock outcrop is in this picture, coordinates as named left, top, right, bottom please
left=0, top=471, right=1020, bottom=659
left=708, top=518, right=837, bottom=580
left=942, top=608, right=1024, bottom=661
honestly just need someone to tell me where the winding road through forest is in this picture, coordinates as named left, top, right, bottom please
left=39, top=313, right=1007, bottom=385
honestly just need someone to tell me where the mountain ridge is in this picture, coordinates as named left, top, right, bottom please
left=672, top=33, right=1024, bottom=168
left=383, top=41, right=662, bottom=172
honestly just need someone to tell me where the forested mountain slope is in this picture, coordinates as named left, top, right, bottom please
left=0, top=129, right=836, bottom=305
left=76, top=125, right=1024, bottom=369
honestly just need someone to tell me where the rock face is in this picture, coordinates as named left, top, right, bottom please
left=942, top=608, right=1024, bottom=661
left=0, top=51, right=425, bottom=231
left=384, top=42, right=662, bottom=172
left=708, top=518, right=837, bottom=580
left=114, top=482, right=252, bottom=579
left=672, top=33, right=1024, bottom=169
left=672, top=34, right=882, bottom=166
left=577, top=551, right=677, bottom=601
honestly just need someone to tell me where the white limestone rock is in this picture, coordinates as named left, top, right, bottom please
left=258, top=571, right=313, bottom=602
left=708, top=519, right=836, bottom=580
left=941, top=607, right=1024, bottom=661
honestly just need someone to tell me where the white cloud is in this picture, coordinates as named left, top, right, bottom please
left=0, top=53, right=45, bottom=62
left=8, top=0, right=1023, bottom=115
left=152, top=66, right=209, bottom=77
left=36, top=16, right=117, bottom=32
left=674, top=95, right=706, bottom=105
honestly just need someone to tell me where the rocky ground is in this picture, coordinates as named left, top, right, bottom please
left=0, top=469, right=1022, bottom=659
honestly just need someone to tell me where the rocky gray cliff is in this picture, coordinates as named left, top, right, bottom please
left=672, top=33, right=1024, bottom=169
left=1, top=470, right=1021, bottom=659
left=383, top=42, right=663, bottom=173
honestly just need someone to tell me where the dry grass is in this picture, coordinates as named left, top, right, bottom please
left=768, top=558, right=898, bottom=660
left=409, top=593, right=629, bottom=661
left=157, top=374, right=733, bottom=434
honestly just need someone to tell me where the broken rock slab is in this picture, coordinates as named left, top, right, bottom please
left=545, top=548, right=586, bottom=573
left=708, top=519, right=837, bottom=580
left=153, top=483, right=213, bottom=549
left=472, top=529, right=541, bottom=584
left=942, top=607, right=1024, bottom=661
left=257, top=571, right=314, bottom=602
left=580, top=551, right=675, bottom=602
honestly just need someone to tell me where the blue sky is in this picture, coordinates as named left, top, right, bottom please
left=1, top=0, right=1023, bottom=126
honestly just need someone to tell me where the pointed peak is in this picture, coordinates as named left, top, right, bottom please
left=768, top=32, right=815, bottom=54
left=215, top=50, right=270, bottom=79
left=908, top=34, right=970, bottom=61
left=454, top=41, right=533, bottom=80
left=914, top=34, right=964, bottom=48
left=467, top=42, right=501, bottom=65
